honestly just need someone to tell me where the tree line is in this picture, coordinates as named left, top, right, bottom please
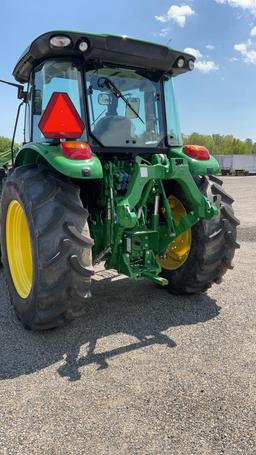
left=184, top=133, right=256, bottom=155
left=0, top=136, right=13, bottom=153
left=0, top=136, right=19, bottom=154
left=1, top=133, right=255, bottom=155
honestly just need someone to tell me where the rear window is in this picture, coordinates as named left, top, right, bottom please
left=32, top=60, right=86, bottom=142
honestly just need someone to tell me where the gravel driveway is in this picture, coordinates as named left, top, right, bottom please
left=0, top=176, right=255, bottom=455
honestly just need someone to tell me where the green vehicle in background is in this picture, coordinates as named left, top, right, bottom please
left=0, top=31, right=239, bottom=330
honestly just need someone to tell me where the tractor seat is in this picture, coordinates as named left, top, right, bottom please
left=92, top=115, right=132, bottom=146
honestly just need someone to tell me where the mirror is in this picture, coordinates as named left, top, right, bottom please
left=98, top=93, right=112, bottom=105
left=125, top=97, right=140, bottom=119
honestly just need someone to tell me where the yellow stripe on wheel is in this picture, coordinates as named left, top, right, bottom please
left=6, top=200, right=33, bottom=299
left=159, top=195, right=192, bottom=271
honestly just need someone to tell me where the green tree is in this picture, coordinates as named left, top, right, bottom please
left=0, top=136, right=12, bottom=154
left=184, top=133, right=254, bottom=155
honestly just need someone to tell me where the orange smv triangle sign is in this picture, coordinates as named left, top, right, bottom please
left=38, top=92, right=85, bottom=139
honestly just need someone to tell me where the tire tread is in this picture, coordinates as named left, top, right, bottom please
left=1, top=165, right=93, bottom=330
left=161, top=175, right=240, bottom=294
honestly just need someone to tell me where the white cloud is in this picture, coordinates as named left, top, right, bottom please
left=155, top=5, right=195, bottom=27
left=230, top=56, right=239, bottom=61
left=184, top=47, right=202, bottom=58
left=215, top=0, right=256, bottom=14
left=195, top=60, right=219, bottom=73
left=250, top=25, right=256, bottom=34
left=234, top=42, right=248, bottom=53
left=183, top=46, right=218, bottom=72
left=234, top=39, right=256, bottom=63
left=159, top=27, right=171, bottom=37
left=206, top=44, right=215, bottom=50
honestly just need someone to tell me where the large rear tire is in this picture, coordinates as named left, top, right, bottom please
left=160, top=175, right=240, bottom=294
left=1, top=165, right=94, bottom=330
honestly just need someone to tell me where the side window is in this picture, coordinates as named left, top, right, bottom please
left=163, top=78, right=182, bottom=146
left=32, top=60, right=86, bottom=142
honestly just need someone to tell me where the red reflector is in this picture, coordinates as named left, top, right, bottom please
left=38, top=92, right=85, bottom=139
left=184, top=145, right=210, bottom=161
left=61, top=141, right=93, bottom=160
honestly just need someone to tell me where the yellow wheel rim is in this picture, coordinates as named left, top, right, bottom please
left=6, top=200, right=33, bottom=299
left=159, top=195, right=192, bottom=271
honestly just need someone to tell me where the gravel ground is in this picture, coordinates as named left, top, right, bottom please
left=0, top=176, right=255, bottom=455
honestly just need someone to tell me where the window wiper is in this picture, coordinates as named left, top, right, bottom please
left=99, top=77, right=144, bottom=124
left=90, top=108, right=107, bottom=128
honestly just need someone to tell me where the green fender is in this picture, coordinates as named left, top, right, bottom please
left=168, top=146, right=220, bottom=176
left=15, top=143, right=103, bottom=179
left=14, top=143, right=218, bottom=179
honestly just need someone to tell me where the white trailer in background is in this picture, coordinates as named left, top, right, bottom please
left=215, top=155, right=256, bottom=175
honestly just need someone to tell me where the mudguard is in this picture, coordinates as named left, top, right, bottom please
left=15, top=143, right=103, bottom=179
left=168, top=146, right=220, bottom=176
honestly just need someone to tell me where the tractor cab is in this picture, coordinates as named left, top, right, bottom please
left=13, top=31, right=195, bottom=155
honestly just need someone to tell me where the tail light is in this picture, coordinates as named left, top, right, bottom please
left=61, top=141, right=93, bottom=160
left=184, top=145, right=210, bottom=161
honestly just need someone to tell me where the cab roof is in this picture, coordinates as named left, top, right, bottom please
left=13, top=30, right=195, bottom=83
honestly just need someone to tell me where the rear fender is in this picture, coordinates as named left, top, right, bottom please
left=15, top=143, right=103, bottom=179
left=168, top=146, right=220, bottom=176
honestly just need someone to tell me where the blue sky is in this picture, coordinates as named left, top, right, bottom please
left=1, top=0, right=256, bottom=141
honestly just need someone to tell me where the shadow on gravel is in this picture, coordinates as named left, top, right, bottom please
left=0, top=271, right=220, bottom=381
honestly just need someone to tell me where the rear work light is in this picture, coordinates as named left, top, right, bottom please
left=177, top=57, right=185, bottom=68
left=38, top=92, right=85, bottom=139
left=50, top=35, right=72, bottom=48
left=188, top=59, right=195, bottom=71
left=61, top=141, right=93, bottom=160
left=78, top=40, right=89, bottom=52
left=184, top=144, right=210, bottom=161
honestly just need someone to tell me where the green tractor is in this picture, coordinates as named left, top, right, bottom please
left=0, top=31, right=239, bottom=330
